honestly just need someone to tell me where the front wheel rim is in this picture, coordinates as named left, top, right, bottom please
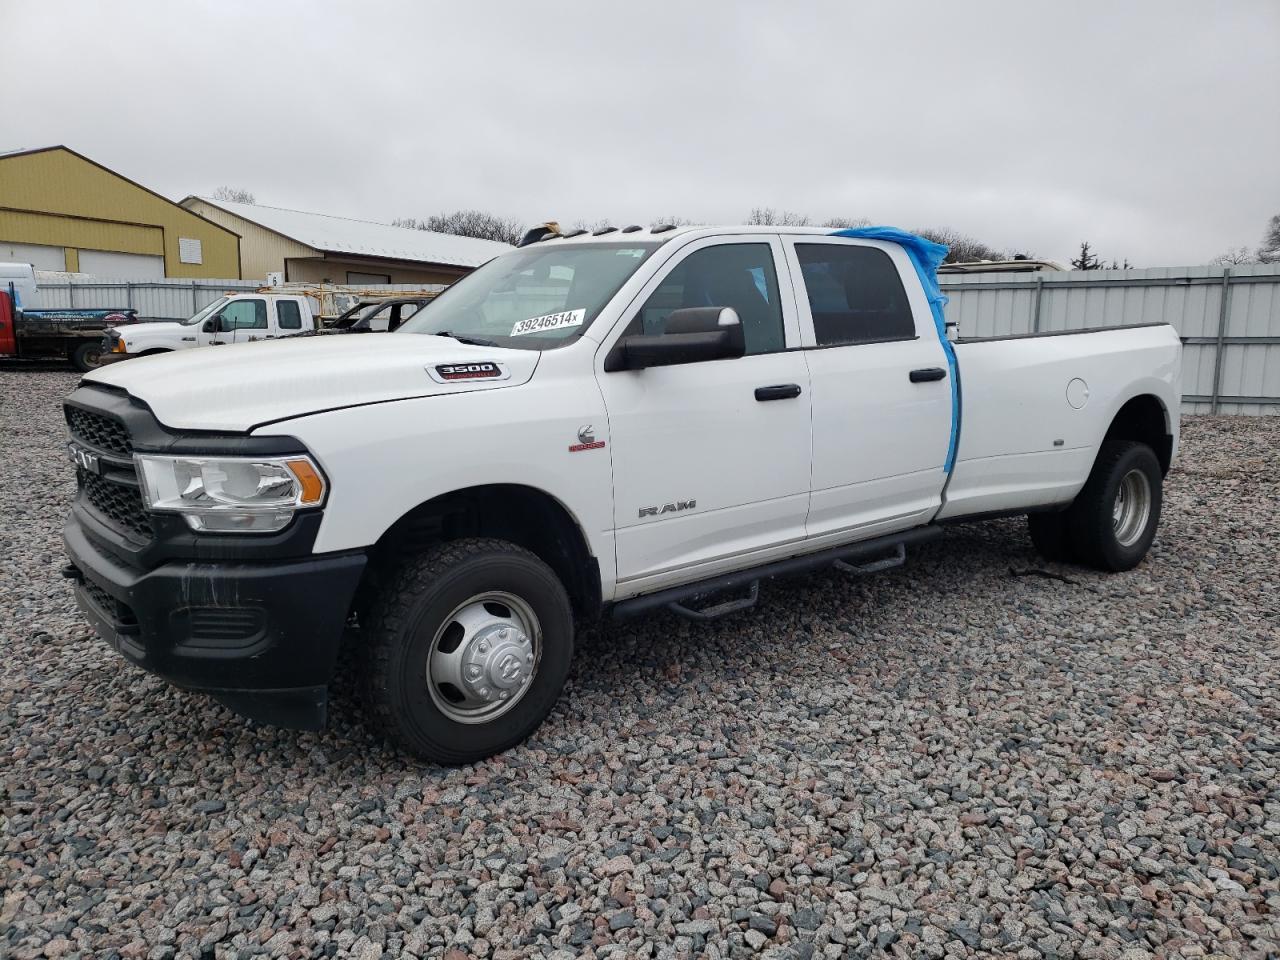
left=424, top=591, right=541, bottom=724
left=1112, top=468, right=1152, bottom=547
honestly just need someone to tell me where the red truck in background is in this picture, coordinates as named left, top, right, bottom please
left=1, top=263, right=139, bottom=371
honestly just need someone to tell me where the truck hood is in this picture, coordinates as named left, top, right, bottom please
left=85, top=334, right=541, bottom=431
left=115, top=320, right=187, bottom=342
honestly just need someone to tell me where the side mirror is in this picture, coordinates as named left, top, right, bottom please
left=605, top=307, right=745, bottom=372
left=202, top=318, right=217, bottom=333
left=215, top=314, right=235, bottom=333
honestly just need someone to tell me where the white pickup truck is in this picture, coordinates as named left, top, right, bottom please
left=102, top=292, right=316, bottom=360
left=61, top=226, right=1181, bottom=764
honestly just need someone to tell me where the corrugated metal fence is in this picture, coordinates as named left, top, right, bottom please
left=941, top=264, right=1280, bottom=415
left=34, top=277, right=445, bottom=323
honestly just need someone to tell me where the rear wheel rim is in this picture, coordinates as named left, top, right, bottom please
left=424, top=591, right=541, bottom=724
left=1112, top=468, right=1152, bottom=548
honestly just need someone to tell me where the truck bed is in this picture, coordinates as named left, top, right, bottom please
left=937, top=322, right=1182, bottom=519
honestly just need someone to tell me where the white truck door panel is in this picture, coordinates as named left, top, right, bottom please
left=597, top=236, right=812, bottom=590
left=784, top=238, right=951, bottom=540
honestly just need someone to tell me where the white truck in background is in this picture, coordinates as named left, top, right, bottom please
left=102, top=293, right=316, bottom=360
left=62, top=226, right=1181, bottom=765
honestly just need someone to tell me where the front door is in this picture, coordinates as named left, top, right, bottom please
left=224, top=298, right=270, bottom=345
left=782, top=237, right=952, bottom=541
left=597, top=236, right=812, bottom=592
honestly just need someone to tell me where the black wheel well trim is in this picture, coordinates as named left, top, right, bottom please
left=360, top=483, right=602, bottom=617
left=1103, top=393, right=1174, bottom=475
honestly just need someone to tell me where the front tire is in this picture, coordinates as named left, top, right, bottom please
left=1069, top=440, right=1163, bottom=572
left=361, top=538, right=573, bottom=764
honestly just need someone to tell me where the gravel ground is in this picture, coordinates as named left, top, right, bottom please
left=2, top=367, right=1277, bottom=960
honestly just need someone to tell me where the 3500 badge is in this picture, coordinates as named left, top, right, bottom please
left=428, top=362, right=512, bottom=383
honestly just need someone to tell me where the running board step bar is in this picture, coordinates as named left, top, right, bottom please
left=667, top=580, right=759, bottom=622
left=834, top=543, right=905, bottom=576
left=611, top=526, right=941, bottom=621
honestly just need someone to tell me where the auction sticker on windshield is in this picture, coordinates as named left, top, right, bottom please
left=511, top=308, right=585, bottom=337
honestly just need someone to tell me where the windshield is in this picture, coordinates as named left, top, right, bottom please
left=397, top=242, right=662, bottom=349
left=183, top=296, right=229, bottom=326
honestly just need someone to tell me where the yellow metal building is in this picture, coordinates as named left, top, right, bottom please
left=0, top=146, right=240, bottom=279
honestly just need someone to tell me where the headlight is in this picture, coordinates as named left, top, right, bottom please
left=135, top=454, right=326, bottom=533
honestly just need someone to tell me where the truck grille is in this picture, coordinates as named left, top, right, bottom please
left=66, top=406, right=132, bottom=457
left=66, top=403, right=152, bottom=544
left=82, top=472, right=152, bottom=541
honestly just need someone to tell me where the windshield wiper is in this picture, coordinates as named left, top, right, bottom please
left=434, top=330, right=499, bottom=347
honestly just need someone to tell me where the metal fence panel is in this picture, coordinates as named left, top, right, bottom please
left=941, top=264, right=1280, bottom=415
left=37, top=278, right=262, bottom=321
left=35, top=278, right=449, bottom=323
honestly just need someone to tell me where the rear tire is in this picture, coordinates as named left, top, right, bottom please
left=361, top=538, right=573, bottom=765
left=1027, top=511, right=1076, bottom=563
left=70, top=341, right=105, bottom=372
left=1068, top=440, right=1163, bottom=572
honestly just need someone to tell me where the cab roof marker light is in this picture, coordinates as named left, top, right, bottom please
left=620, top=225, right=643, bottom=233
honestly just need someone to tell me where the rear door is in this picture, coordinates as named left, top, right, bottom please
left=597, top=235, right=813, bottom=592
left=782, top=237, right=952, bottom=541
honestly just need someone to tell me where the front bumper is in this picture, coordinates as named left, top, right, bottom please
left=63, top=511, right=366, bottom=730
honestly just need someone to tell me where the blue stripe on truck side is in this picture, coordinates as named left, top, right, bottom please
left=828, top=227, right=959, bottom=473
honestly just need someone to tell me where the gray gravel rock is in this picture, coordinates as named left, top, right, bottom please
left=2, top=369, right=1279, bottom=958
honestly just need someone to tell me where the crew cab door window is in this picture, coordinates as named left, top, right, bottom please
left=276, top=300, right=303, bottom=331
left=219, top=299, right=268, bottom=343
left=635, top=243, right=786, bottom=355
left=362, top=303, right=395, bottom=332
left=795, top=244, right=915, bottom=345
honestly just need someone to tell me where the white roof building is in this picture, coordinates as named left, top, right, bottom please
left=181, top=196, right=510, bottom=285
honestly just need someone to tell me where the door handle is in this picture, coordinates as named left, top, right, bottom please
left=755, top=383, right=802, bottom=401
left=210, top=340, right=226, bottom=345
left=909, top=367, right=947, bottom=383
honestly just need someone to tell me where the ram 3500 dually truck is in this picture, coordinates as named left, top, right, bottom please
left=61, top=226, right=1181, bottom=764
left=101, top=293, right=316, bottom=360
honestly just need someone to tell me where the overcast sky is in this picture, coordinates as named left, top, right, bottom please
left=5, top=1, right=1278, bottom=266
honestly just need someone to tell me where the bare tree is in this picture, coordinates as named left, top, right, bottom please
left=1213, top=247, right=1255, bottom=266
left=1257, top=214, right=1280, bottom=264
left=212, top=186, right=255, bottom=204
left=394, top=210, right=525, bottom=246
left=823, top=216, right=872, bottom=229
left=1070, top=241, right=1105, bottom=271
left=915, top=227, right=1006, bottom=264
left=649, top=216, right=696, bottom=229
left=570, top=218, right=614, bottom=234
left=747, top=207, right=811, bottom=226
